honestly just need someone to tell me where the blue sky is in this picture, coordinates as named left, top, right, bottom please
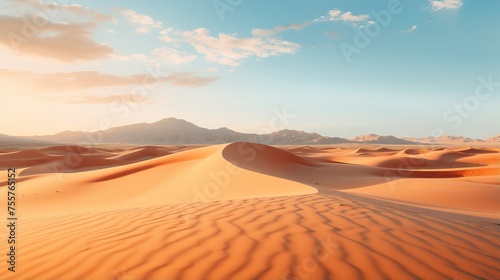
left=0, top=0, right=498, bottom=138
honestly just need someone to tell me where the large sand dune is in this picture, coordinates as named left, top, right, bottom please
left=0, top=142, right=499, bottom=279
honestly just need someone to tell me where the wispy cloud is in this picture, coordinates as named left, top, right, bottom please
left=0, top=69, right=218, bottom=94
left=251, top=22, right=311, bottom=37
left=121, top=9, right=162, bottom=33
left=2, top=0, right=112, bottom=22
left=110, top=53, right=149, bottom=62
left=63, top=93, right=153, bottom=104
left=165, top=72, right=219, bottom=87
left=0, top=16, right=113, bottom=62
left=314, top=9, right=370, bottom=23
left=359, top=21, right=376, bottom=29
left=401, top=25, right=418, bottom=33
left=159, top=27, right=176, bottom=42
left=152, top=47, right=197, bottom=64
left=128, top=8, right=373, bottom=67
left=181, top=28, right=300, bottom=66
left=112, top=48, right=197, bottom=65
left=325, top=30, right=340, bottom=38
left=182, top=8, right=371, bottom=65
left=430, top=0, right=463, bottom=11
left=0, top=69, right=218, bottom=105
left=249, top=8, right=372, bottom=40
left=0, top=1, right=113, bottom=62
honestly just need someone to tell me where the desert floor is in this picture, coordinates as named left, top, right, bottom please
left=0, top=142, right=499, bottom=279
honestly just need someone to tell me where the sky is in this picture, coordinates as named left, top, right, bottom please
left=0, top=0, right=499, bottom=139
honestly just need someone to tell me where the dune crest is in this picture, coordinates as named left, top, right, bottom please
left=1, top=143, right=317, bottom=216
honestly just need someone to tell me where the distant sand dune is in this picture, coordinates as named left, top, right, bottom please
left=222, top=142, right=318, bottom=173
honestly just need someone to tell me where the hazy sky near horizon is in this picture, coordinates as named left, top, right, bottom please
left=0, top=0, right=499, bottom=138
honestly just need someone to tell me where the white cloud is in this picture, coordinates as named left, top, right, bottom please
left=325, top=30, right=340, bottom=38
left=0, top=15, right=113, bottom=62
left=63, top=93, right=153, bottom=104
left=328, top=10, right=342, bottom=19
left=135, top=26, right=151, bottom=34
left=159, top=28, right=176, bottom=42
left=105, top=29, right=116, bottom=34
left=206, top=67, right=218, bottom=73
left=174, top=8, right=371, bottom=66
left=250, top=9, right=371, bottom=38
left=339, top=11, right=370, bottom=22
left=0, top=69, right=218, bottom=96
left=113, top=49, right=195, bottom=65
left=315, top=9, right=370, bottom=23
left=110, top=53, right=148, bottom=62
left=181, top=28, right=300, bottom=66
left=130, top=53, right=148, bottom=61
left=359, top=21, right=376, bottom=29
left=152, top=47, right=197, bottom=64
left=402, top=25, right=418, bottom=33
left=2, top=0, right=112, bottom=22
left=251, top=22, right=311, bottom=37
left=121, top=9, right=162, bottom=34
left=110, top=54, right=130, bottom=61
left=430, top=0, right=463, bottom=11
left=0, top=0, right=114, bottom=62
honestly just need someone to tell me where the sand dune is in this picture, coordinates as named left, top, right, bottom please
left=1, top=193, right=498, bottom=279
left=0, top=143, right=499, bottom=279
left=0, top=144, right=317, bottom=216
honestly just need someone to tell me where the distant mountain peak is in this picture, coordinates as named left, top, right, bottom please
left=403, top=135, right=486, bottom=143
left=1, top=117, right=498, bottom=145
left=486, top=135, right=500, bottom=142
left=158, top=117, right=188, bottom=122
left=352, top=134, right=417, bottom=144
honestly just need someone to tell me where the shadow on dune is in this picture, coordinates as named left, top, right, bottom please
left=14, top=146, right=173, bottom=176
left=221, top=142, right=389, bottom=190
left=221, top=142, right=500, bottom=191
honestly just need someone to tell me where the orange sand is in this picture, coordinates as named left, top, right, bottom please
left=0, top=142, right=499, bottom=279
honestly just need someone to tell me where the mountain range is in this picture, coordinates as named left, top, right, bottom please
left=1, top=118, right=498, bottom=146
